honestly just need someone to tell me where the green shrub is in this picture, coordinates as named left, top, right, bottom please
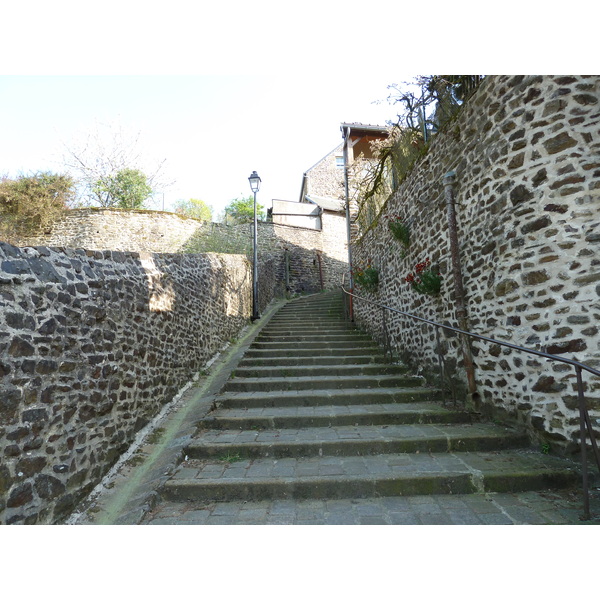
left=0, top=172, right=74, bottom=243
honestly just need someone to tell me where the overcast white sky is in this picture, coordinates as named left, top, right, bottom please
left=0, top=73, right=406, bottom=216
left=2, top=2, right=593, bottom=220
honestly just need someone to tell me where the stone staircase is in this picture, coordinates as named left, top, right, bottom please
left=157, top=290, right=580, bottom=516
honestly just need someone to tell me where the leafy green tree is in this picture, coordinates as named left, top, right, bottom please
left=92, top=168, right=153, bottom=209
left=0, top=171, right=74, bottom=242
left=172, top=198, right=213, bottom=221
left=223, top=195, right=266, bottom=223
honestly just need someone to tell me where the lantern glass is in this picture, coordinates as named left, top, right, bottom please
left=248, top=171, right=261, bottom=193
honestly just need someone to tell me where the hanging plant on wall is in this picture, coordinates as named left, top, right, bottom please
left=405, top=258, right=442, bottom=296
left=386, top=214, right=410, bottom=249
left=385, top=214, right=410, bottom=259
left=353, top=263, right=379, bottom=293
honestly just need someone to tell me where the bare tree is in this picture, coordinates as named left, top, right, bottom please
left=61, top=120, right=173, bottom=208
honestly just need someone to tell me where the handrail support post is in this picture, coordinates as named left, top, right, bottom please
left=576, top=366, right=590, bottom=521
left=444, top=171, right=478, bottom=410
left=435, top=326, right=446, bottom=405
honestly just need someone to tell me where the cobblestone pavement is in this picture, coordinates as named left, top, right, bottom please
left=141, top=487, right=600, bottom=525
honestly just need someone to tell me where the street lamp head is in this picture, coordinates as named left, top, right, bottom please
left=248, top=171, right=261, bottom=193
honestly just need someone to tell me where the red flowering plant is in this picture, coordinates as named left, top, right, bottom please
left=405, top=258, right=442, bottom=296
left=353, top=262, right=379, bottom=293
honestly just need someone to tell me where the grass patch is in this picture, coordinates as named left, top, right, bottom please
left=146, top=427, right=166, bottom=445
left=218, top=452, right=243, bottom=463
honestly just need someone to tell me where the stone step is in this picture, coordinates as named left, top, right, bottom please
left=153, top=290, right=587, bottom=514
left=232, top=363, right=408, bottom=379
left=251, top=340, right=380, bottom=350
left=222, top=374, right=423, bottom=393
left=185, top=423, right=531, bottom=459
left=267, top=313, right=346, bottom=328
left=161, top=450, right=579, bottom=503
left=200, top=402, right=472, bottom=429
left=244, top=347, right=385, bottom=358
left=261, top=325, right=356, bottom=334
left=217, top=387, right=441, bottom=409
left=272, top=313, right=343, bottom=319
left=239, top=355, right=389, bottom=367
left=277, top=304, right=343, bottom=313
left=268, top=308, right=344, bottom=315
left=280, top=298, right=342, bottom=308
left=255, top=333, right=373, bottom=343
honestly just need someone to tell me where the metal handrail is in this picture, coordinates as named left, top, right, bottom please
left=341, top=286, right=600, bottom=520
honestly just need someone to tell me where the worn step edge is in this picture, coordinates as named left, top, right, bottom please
left=223, top=374, right=423, bottom=392
left=218, top=387, right=441, bottom=408
left=160, top=468, right=579, bottom=503
left=251, top=341, right=380, bottom=350
left=161, top=473, right=476, bottom=502
left=238, top=355, right=389, bottom=366
left=254, top=336, right=374, bottom=343
left=200, top=407, right=472, bottom=429
left=185, top=432, right=530, bottom=459
left=244, top=348, right=385, bottom=357
left=278, top=310, right=343, bottom=315
left=233, top=365, right=408, bottom=378
left=265, top=319, right=350, bottom=324
left=263, top=323, right=354, bottom=329
left=257, top=330, right=369, bottom=336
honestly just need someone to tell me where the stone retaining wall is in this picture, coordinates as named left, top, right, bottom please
left=352, top=75, right=600, bottom=453
left=0, top=242, right=280, bottom=524
left=261, top=213, right=348, bottom=294
left=186, top=214, right=348, bottom=296
left=20, top=208, right=349, bottom=296
left=19, top=208, right=205, bottom=253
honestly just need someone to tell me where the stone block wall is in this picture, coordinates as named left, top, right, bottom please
left=305, top=143, right=345, bottom=199
left=19, top=207, right=349, bottom=297
left=264, top=218, right=347, bottom=294
left=352, top=75, right=600, bottom=453
left=0, top=242, right=281, bottom=524
left=20, top=208, right=205, bottom=253
left=186, top=218, right=348, bottom=296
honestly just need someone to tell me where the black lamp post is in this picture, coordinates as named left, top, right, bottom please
left=248, top=170, right=261, bottom=321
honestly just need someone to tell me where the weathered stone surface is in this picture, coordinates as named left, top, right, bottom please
left=21, top=408, right=48, bottom=423
left=0, top=236, right=291, bottom=525
left=544, top=203, right=568, bottom=213
left=521, top=270, right=550, bottom=285
left=574, top=272, right=600, bottom=286
left=7, top=483, right=33, bottom=508
left=543, top=132, right=578, bottom=154
left=0, top=388, right=22, bottom=421
left=521, top=217, right=552, bottom=234
left=352, top=75, right=600, bottom=466
left=532, top=375, right=565, bottom=393
left=546, top=339, right=587, bottom=355
left=532, top=168, right=547, bottom=186
left=8, top=337, right=35, bottom=357
left=573, top=93, right=598, bottom=105
left=510, top=184, right=533, bottom=205
left=34, top=474, right=66, bottom=499
left=1, top=260, right=30, bottom=275
left=0, top=465, right=12, bottom=495
left=495, top=279, right=519, bottom=296
left=16, top=457, right=47, bottom=478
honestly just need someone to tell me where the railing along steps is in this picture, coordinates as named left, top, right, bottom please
left=158, top=291, right=581, bottom=513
